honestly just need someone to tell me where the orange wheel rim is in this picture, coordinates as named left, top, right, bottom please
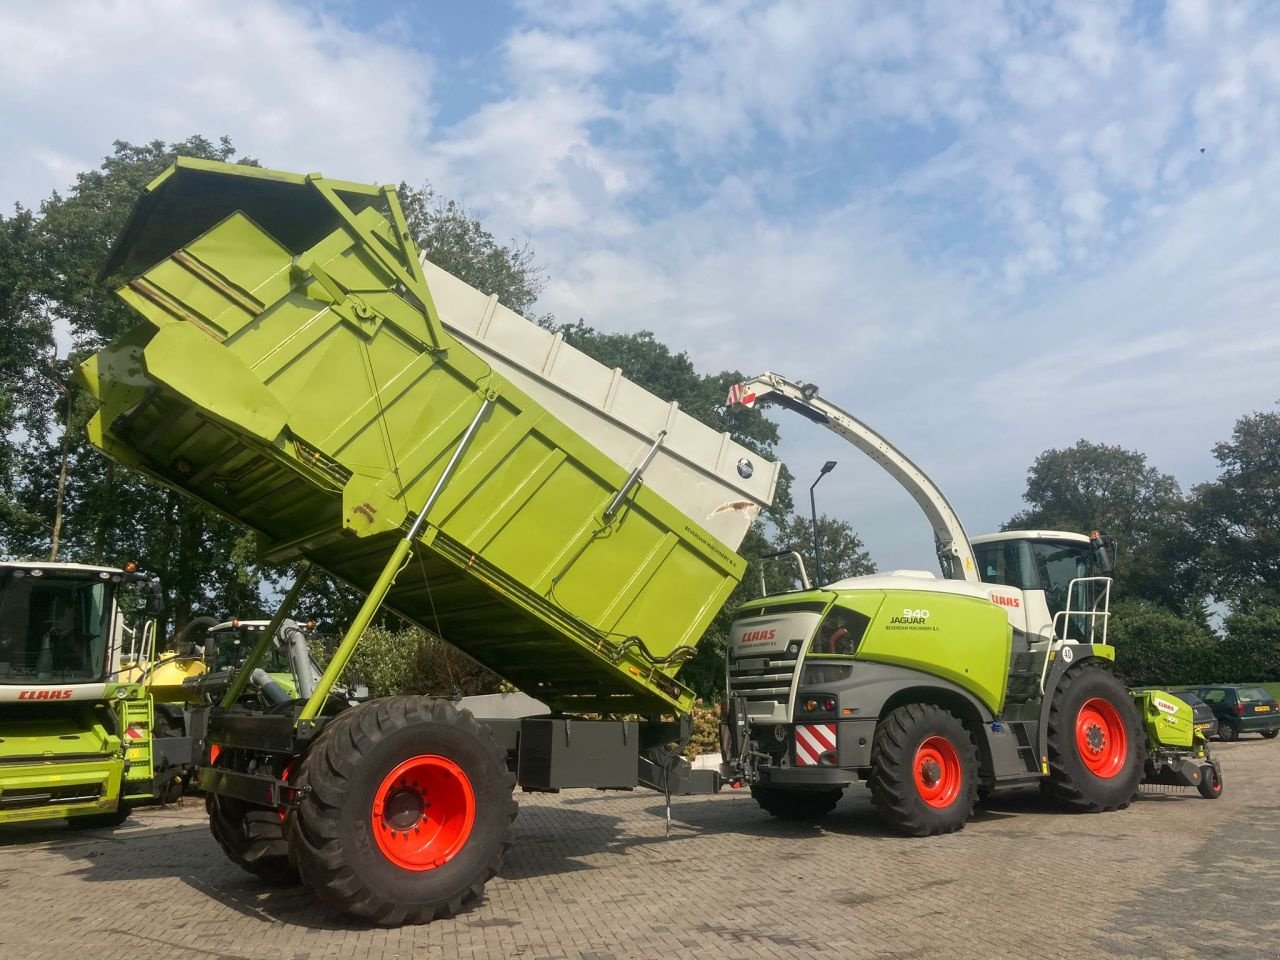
left=913, top=736, right=962, bottom=809
left=371, top=755, right=475, bottom=871
left=1075, top=698, right=1127, bottom=779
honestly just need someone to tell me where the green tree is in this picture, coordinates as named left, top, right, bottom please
left=0, top=206, right=56, bottom=553
left=1219, top=606, right=1280, bottom=683
left=1005, top=440, right=1198, bottom=615
left=314, top=625, right=504, bottom=700
left=774, top=513, right=875, bottom=586
left=1, top=137, right=270, bottom=631
left=1108, top=599, right=1220, bottom=686
left=1193, top=405, right=1280, bottom=611
left=400, top=183, right=545, bottom=318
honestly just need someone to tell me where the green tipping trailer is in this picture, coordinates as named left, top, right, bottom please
left=78, top=158, right=779, bottom=923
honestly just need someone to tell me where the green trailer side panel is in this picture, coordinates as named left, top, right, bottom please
left=854, top=590, right=1012, bottom=714
left=81, top=160, right=752, bottom=714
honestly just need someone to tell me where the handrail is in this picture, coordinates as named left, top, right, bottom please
left=1039, top=576, right=1112, bottom=692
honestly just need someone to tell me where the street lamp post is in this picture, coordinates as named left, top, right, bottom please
left=810, top=460, right=838, bottom=586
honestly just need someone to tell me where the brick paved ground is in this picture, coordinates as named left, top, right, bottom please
left=1, top=739, right=1276, bottom=960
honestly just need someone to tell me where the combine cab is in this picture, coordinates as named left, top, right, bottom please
left=0, top=561, right=169, bottom=826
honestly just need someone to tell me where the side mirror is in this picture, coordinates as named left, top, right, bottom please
left=1089, top=531, right=1117, bottom=574
left=146, top=580, right=166, bottom=617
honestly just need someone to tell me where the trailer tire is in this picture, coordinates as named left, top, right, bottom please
left=289, top=696, right=517, bottom=926
left=868, top=703, right=977, bottom=837
left=1197, top=764, right=1223, bottom=799
left=206, top=792, right=299, bottom=886
left=1044, top=665, right=1144, bottom=812
left=67, top=803, right=132, bottom=830
left=750, top=786, right=843, bottom=821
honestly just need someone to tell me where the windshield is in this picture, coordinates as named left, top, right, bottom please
left=975, top=538, right=1103, bottom=619
left=0, top=571, right=113, bottom=683
left=210, top=626, right=289, bottom=673
left=1237, top=687, right=1273, bottom=703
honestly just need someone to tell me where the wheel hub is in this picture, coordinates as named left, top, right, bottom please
left=371, top=755, right=476, bottom=871
left=1074, top=698, right=1128, bottom=779
left=382, top=783, right=428, bottom=832
left=1084, top=723, right=1105, bottom=754
left=912, top=736, right=962, bottom=809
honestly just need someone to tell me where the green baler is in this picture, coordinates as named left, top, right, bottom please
left=79, top=159, right=779, bottom=923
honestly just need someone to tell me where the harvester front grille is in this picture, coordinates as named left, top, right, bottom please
left=728, top=655, right=798, bottom=706
left=0, top=783, right=104, bottom=810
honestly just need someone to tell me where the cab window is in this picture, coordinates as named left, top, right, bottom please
left=809, top=608, right=870, bottom=657
left=974, top=540, right=1037, bottom=589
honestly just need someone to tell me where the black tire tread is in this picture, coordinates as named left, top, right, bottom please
left=1044, top=664, right=1145, bottom=812
left=1196, top=764, right=1223, bottom=799
left=288, top=696, right=517, bottom=926
left=869, top=703, right=978, bottom=837
left=206, top=792, right=299, bottom=885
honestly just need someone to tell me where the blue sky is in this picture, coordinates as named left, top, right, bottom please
left=2, top=0, right=1279, bottom=571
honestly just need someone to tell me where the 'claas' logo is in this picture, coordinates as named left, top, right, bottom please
left=738, top=628, right=777, bottom=643
left=18, top=689, right=73, bottom=700
left=991, top=595, right=1022, bottom=609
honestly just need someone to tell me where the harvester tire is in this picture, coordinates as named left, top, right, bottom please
left=206, top=792, right=299, bottom=886
left=1044, top=665, right=1144, bottom=812
left=750, top=785, right=843, bottom=820
left=1197, top=765, right=1223, bottom=799
left=868, top=703, right=977, bottom=837
left=288, top=696, right=517, bottom=926
left=67, top=803, right=132, bottom=829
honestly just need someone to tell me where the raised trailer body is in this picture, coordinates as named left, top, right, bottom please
left=82, top=158, right=777, bottom=716
left=79, top=159, right=778, bottom=922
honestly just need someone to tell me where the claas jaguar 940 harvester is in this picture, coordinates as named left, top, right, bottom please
left=77, top=159, right=1218, bottom=926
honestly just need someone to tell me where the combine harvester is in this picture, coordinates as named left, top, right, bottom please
left=78, top=159, right=1219, bottom=925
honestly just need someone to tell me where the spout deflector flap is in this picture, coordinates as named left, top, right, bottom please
left=143, top=323, right=288, bottom=442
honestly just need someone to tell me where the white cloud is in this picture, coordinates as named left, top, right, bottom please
left=4, top=0, right=1280, bottom=574
left=0, top=0, right=434, bottom=209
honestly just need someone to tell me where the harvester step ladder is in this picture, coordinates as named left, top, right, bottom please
left=120, top=697, right=157, bottom=800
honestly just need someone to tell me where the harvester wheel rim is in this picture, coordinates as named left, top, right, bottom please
left=913, top=735, right=962, bottom=809
left=1075, top=697, right=1127, bottom=779
left=371, top=754, right=476, bottom=871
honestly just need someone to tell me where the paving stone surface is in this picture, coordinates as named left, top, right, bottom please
left=1, top=739, right=1276, bottom=959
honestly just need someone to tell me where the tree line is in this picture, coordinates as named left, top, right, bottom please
left=2, top=136, right=1273, bottom=700
left=1005, top=429, right=1280, bottom=686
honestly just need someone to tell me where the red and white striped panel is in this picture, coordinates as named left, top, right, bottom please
left=794, top=723, right=836, bottom=766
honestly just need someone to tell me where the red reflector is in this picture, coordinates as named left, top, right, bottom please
left=124, top=724, right=145, bottom=740
left=208, top=744, right=222, bottom=765
left=823, top=698, right=836, bottom=712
